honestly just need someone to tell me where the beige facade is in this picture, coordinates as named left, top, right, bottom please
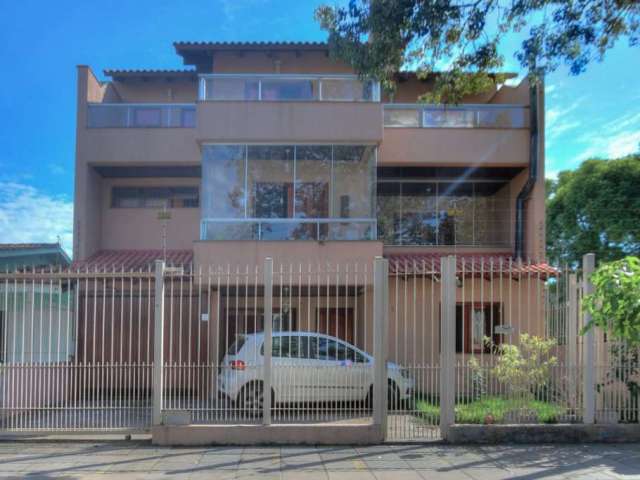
left=73, top=42, right=547, bottom=366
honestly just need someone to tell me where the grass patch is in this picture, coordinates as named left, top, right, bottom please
left=416, top=396, right=565, bottom=424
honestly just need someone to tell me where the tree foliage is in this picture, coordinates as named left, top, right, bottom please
left=546, top=156, right=640, bottom=266
left=583, top=256, right=640, bottom=345
left=315, top=0, right=640, bottom=102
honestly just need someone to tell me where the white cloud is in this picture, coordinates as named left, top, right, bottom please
left=0, top=182, right=73, bottom=256
left=573, top=110, right=640, bottom=161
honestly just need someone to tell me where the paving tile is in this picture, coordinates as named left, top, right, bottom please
left=327, top=472, right=376, bottom=480
left=282, top=470, right=329, bottom=480
left=461, top=467, right=514, bottom=480
left=372, top=469, right=425, bottom=480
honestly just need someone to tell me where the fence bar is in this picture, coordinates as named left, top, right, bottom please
left=582, top=253, right=596, bottom=424
left=439, top=255, right=456, bottom=438
left=373, top=257, right=389, bottom=431
left=153, top=260, right=165, bottom=426
left=262, top=258, right=273, bottom=425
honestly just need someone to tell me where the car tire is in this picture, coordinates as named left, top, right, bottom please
left=365, top=383, right=401, bottom=410
left=237, top=382, right=275, bottom=417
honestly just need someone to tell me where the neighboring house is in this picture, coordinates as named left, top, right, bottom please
left=0, top=243, right=71, bottom=272
left=72, top=41, right=551, bottom=372
left=0, top=244, right=73, bottom=417
left=0, top=244, right=73, bottom=363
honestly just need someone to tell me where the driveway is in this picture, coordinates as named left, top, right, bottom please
left=0, top=440, right=638, bottom=479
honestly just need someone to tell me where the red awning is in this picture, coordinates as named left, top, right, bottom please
left=386, top=253, right=558, bottom=278
left=72, top=250, right=193, bottom=271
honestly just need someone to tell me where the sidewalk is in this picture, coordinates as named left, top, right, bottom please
left=0, top=440, right=638, bottom=479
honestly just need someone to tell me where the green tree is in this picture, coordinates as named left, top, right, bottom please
left=546, top=156, right=640, bottom=266
left=315, top=0, right=640, bottom=102
left=583, top=256, right=640, bottom=421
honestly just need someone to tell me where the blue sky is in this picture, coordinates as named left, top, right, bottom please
left=0, top=0, right=638, bottom=255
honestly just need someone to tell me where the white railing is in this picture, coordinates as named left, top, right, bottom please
left=87, top=103, right=196, bottom=128
left=384, top=104, right=528, bottom=128
left=199, top=74, right=381, bottom=102
left=200, top=218, right=377, bottom=241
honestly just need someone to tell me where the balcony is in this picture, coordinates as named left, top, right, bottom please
left=79, top=103, right=200, bottom=165
left=196, top=74, right=383, bottom=143
left=383, top=104, right=528, bottom=129
left=380, top=104, right=530, bottom=167
left=199, top=74, right=380, bottom=102
left=87, top=103, right=196, bottom=128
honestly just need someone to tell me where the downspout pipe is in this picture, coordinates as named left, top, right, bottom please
left=515, top=81, right=539, bottom=259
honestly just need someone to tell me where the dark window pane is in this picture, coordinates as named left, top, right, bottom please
left=111, top=186, right=198, bottom=208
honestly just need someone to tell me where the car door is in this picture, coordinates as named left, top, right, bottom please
left=270, top=335, right=308, bottom=404
left=338, top=341, right=372, bottom=401
left=315, top=336, right=352, bottom=403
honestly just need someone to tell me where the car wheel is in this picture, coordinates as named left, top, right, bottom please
left=364, top=383, right=401, bottom=410
left=238, top=382, right=274, bottom=417
left=387, top=381, right=400, bottom=411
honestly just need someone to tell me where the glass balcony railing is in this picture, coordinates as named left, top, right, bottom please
left=199, top=74, right=381, bottom=102
left=384, top=104, right=528, bottom=128
left=200, top=218, right=377, bottom=241
left=87, top=103, right=196, bottom=128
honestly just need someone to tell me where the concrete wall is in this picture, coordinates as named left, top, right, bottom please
left=100, top=177, right=200, bottom=251
left=193, top=241, right=383, bottom=271
left=196, top=102, right=383, bottom=143
left=379, top=128, right=530, bottom=167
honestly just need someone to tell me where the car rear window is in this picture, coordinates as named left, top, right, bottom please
left=227, top=335, right=247, bottom=355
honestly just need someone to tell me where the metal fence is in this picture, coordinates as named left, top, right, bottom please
left=0, top=253, right=636, bottom=440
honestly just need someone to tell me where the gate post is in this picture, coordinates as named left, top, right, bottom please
left=582, top=253, right=596, bottom=424
left=262, top=257, right=273, bottom=425
left=153, top=260, right=166, bottom=426
left=439, top=255, right=456, bottom=439
left=373, top=256, right=389, bottom=435
left=568, top=273, right=578, bottom=407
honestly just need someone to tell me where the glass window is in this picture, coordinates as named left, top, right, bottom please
left=132, top=107, right=162, bottom=127
left=200, top=144, right=377, bottom=241
left=376, top=183, right=401, bottom=245
left=376, top=180, right=510, bottom=246
left=384, top=109, right=420, bottom=127
left=437, top=182, right=474, bottom=245
left=260, top=79, right=317, bottom=101
left=111, top=186, right=199, bottom=208
left=204, top=77, right=259, bottom=100
left=401, top=183, right=437, bottom=245
left=331, top=146, right=376, bottom=240
left=321, top=79, right=372, bottom=101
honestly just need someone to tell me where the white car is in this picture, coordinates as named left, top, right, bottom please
left=217, top=331, right=414, bottom=413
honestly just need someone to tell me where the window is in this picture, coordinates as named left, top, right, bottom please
left=455, top=303, right=502, bottom=354
left=132, top=107, right=162, bottom=127
left=314, top=337, right=367, bottom=362
left=111, top=186, right=199, bottom=208
left=377, top=181, right=510, bottom=246
left=201, top=144, right=376, bottom=241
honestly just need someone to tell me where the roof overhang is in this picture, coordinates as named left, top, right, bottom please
left=104, top=69, right=197, bottom=82
left=174, top=41, right=330, bottom=68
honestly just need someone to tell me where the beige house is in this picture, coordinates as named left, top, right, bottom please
left=72, top=41, right=551, bottom=370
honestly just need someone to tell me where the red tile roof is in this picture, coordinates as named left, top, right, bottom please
left=72, top=250, right=193, bottom=271
left=386, top=253, right=558, bottom=277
